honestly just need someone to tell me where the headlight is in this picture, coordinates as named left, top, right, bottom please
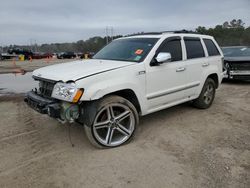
left=51, top=82, right=83, bottom=102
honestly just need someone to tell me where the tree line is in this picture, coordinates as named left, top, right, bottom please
left=2, top=19, right=249, bottom=53
left=196, top=19, right=250, bottom=46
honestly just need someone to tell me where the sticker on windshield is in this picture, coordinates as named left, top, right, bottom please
left=135, top=49, right=144, bottom=55
left=134, top=56, right=142, bottom=61
left=241, top=48, right=247, bottom=51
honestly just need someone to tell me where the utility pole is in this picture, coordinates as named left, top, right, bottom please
left=105, top=26, right=114, bottom=45
left=34, top=39, right=38, bottom=52
left=106, top=26, right=109, bottom=45
left=111, top=26, right=114, bottom=41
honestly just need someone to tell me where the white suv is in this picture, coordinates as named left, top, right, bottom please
left=25, top=31, right=224, bottom=148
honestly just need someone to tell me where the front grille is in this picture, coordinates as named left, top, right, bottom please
left=228, top=61, right=250, bottom=71
left=32, top=76, right=56, bottom=98
left=38, top=80, right=55, bottom=97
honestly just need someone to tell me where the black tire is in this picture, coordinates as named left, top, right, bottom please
left=84, top=95, right=139, bottom=148
left=193, top=78, right=216, bottom=109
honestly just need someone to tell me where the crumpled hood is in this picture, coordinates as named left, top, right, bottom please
left=33, top=59, right=135, bottom=82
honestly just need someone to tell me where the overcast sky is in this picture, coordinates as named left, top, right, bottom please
left=0, top=0, right=249, bottom=45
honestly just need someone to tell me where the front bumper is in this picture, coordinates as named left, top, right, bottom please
left=24, top=91, right=61, bottom=118
left=228, top=70, right=250, bottom=80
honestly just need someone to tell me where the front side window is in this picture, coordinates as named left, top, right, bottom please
left=184, top=38, right=205, bottom=59
left=204, top=39, right=220, bottom=56
left=159, top=39, right=182, bottom=62
left=93, top=38, right=159, bottom=62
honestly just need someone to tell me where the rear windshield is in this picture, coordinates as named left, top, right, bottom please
left=93, top=38, right=159, bottom=62
left=222, top=47, right=250, bottom=57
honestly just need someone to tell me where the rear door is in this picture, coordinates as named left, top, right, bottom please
left=183, top=37, right=206, bottom=97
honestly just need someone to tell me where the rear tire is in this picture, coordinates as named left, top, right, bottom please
left=193, top=78, right=216, bottom=109
left=84, top=95, right=139, bottom=148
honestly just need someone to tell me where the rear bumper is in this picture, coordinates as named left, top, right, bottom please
left=24, top=91, right=61, bottom=118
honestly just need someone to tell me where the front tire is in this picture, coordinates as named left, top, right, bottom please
left=84, top=96, right=139, bottom=148
left=193, top=78, right=216, bottom=109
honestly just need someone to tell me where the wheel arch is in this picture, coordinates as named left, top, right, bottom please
left=104, top=89, right=142, bottom=114
left=78, top=89, right=142, bottom=127
left=207, top=73, right=219, bottom=88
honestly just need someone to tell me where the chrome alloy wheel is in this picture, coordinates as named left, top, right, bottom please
left=92, top=103, right=135, bottom=147
left=203, top=83, right=214, bottom=105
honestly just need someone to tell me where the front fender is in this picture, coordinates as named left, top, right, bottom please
left=82, top=82, right=146, bottom=112
left=75, top=63, right=148, bottom=114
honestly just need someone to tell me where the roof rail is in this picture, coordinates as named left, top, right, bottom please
left=126, top=29, right=198, bottom=37
left=126, top=32, right=163, bottom=37
left=171, top=29, right=198, bottom=34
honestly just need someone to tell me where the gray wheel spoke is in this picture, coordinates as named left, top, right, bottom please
left=107, top=106, right=114, bottom=119
left=94, top=121, right=109, bottom=129
left=203, top=84, right=214, bottom=104
left=117, top=123, right=130, bottom=136
left=105, top=127, right=114, bottom=144
left=207, top=84, right=214, bottom=93
left=207, top=93, right=212, bottom=98
left=205, top=96, right=210, bottom=104
left=115, top=110, right=130, bottom=122
left=207, top=96, right=211, bottom=101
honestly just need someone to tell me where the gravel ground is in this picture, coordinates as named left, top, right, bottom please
left=0, top=81, right=249, bottom=188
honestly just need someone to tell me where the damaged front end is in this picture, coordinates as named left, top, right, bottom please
left=24, top=76, right=82, bottom=123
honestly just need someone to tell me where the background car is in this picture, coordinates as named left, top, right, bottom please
left=222, top=46, right=250, bottom=80
left=7, top=48, right=33, bottom=60
left=32, top=52, right=53, bottom=59
left=57, top=52, right=76, bottom=59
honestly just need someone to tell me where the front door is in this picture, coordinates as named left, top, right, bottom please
left=146, top=37, right=187, bottom=111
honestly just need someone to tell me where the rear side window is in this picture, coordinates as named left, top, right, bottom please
left=159, top=39, right=182, bottom=61
left=203, top=39, right=220, bottom=56
left=184, top=38, right=205, bottom=59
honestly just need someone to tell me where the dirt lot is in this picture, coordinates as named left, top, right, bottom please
left=0, top=81, right=249, bottom=188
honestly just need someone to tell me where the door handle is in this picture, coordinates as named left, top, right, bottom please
left=202, top=62, right=210, bottom=67
left=176, top=67, right=186, bottom=72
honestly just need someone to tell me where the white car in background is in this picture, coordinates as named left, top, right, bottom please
left=25, top=31, right=224, bottom=148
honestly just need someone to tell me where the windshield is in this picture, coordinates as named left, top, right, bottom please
left=222, top=46, right=250, bottom=57
left=93, top=38, right=159, bottom=62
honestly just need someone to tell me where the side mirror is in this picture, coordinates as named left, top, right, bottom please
left=155, top=52, right=172, bottom=63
